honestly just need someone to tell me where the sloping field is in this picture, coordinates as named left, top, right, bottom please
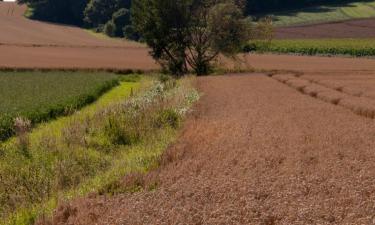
left=271, top=1, right=375, bottom=27
left=0, top=2, right=135, bottom=47
left=276, top=18, right=375, bottom=39
left=0, top=2, right=157, bottom=70
left=48, top=74, right=375, bottom=224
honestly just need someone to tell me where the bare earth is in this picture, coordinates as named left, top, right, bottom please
left=0, top=2, right=156, bottom=70
left=276, top=18, right=375, bottom=39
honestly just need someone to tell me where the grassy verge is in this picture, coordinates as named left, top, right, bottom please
left=264, top=1, right=375, bottom=27
left=245, top=39, right=375, bottom=57
left=0, top=71, right=121, bottom=141
left=1, top=75, right=199, bottom=225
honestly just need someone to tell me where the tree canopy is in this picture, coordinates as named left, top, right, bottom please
left=132, top=0, right=252, bottom=75
left=18, top=0, right=88, bottom=25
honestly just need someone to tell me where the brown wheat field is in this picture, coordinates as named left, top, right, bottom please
left=2, top=2, right=375, bottom=224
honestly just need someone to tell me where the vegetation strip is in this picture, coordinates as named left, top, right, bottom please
left=268, top=1, right=375, bottom=27
left=0, top=71, right=122, bottom=141
left=247, top=39, right=375, bottom=57
left=1, top=75, right=199, bottom=225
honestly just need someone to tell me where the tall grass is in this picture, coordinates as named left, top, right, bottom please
left=1, top=75, right=199, bottom=225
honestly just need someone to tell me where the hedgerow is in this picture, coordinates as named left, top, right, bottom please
left=1, top=76, right=199, bottom=224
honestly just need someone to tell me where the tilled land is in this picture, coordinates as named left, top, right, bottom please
left=276, top=18, right=375, bottom=39
left=0, top=2, right=157, bottom=70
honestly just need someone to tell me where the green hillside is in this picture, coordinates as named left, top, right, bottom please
left=268, top=1, right=375, bottom=27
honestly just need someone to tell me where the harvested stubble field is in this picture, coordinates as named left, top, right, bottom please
left=3, top=1, right=375, bottom=224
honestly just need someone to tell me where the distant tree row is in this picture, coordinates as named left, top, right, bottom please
left=17, top=0, right=135, bottom=38
left=17, top=0, right=358, bottom=39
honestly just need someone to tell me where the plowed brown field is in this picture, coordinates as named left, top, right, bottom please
left=0, top=2, right=157, bottom=70
left=276, top=18, right=375, bottom=39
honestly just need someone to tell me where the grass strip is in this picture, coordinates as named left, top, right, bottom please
left=1, top=75, right=199, bottom=225
left=246, top=39, right=375, bottom=57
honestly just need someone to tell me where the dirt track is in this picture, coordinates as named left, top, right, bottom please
left=276, top=18, right=375, bottom=39
left=50, top=74, right=375, bottom=225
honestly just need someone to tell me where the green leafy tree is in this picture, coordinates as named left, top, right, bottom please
left=109, top=8, right=131, bottom=37
left=18, top=0, right=88, bottom=25
left=84, top=0, right=131, bottom=28
left=132, top=0, right=251, bottom=75
left=104, top=20, right=116, bottom=37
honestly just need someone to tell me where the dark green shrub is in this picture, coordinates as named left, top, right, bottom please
left=104, top=116, right=141, bottom=146
left=104, top=20, right=116, bottom=37
left=54, top=148, right=108, bottom=190
left=111, top=8, right=130, bottom=37
left=154, top=109, right=181, bottom=129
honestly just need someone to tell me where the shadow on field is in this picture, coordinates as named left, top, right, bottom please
left=254, top=0, right=375, bottom=22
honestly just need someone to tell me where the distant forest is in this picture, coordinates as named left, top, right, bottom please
left=16, top=0, right=366, bottom=38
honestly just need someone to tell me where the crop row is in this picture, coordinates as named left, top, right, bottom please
left=245, top=39, right=375, bottom=57
left=0, top=71, right=120, bottom=141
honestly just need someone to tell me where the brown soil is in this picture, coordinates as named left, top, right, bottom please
left=234, top=53, right=375, bottom=73
left=0, top=2, right=157, bottom=70
left=0, top=45, right=157, bottom=70
left=0, top=3, right=140, bottom=47
left=276, top=18, right=375, bottom=39
left=3, top=3, right=375, bottom=72
left=47, top=73, right=375, bottom=225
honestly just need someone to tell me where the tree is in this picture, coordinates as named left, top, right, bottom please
left=18, top=0, right=88, bottom=25
left=132, top=0, right=251, bottom=75
left=107, top=8, right=131, bottom=37
left=83, top=0, right=131, bottom=28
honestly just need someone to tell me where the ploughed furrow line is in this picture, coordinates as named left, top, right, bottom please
left=272, top=74, right=375, bottom=119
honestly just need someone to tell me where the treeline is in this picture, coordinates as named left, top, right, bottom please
left=18, top=0, right=135, bottom=39
left=17, top=0, right=362, bottom=38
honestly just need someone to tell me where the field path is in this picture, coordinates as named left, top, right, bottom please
left=51, top=74, right=375, bottom=225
